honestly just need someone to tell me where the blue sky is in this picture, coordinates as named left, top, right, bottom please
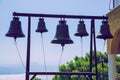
left=0, top=0, right=111, bottom=78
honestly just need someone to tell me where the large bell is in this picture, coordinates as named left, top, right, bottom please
left=97, top=20, right=113, bottom=40
left=36, top=18, right=48, bottom=33
left=51, top=20, right=73, bottom=46
left=75, top=20, right=88, bottom=37
left=6, top=17, right=25, bottom=40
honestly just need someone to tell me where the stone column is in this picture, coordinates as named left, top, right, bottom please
left=108, top=54, right=116, bottom=80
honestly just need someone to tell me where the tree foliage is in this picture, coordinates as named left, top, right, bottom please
left=33, top=77, right=41, bottom=80
left=52, top=51, right=120, bottom=80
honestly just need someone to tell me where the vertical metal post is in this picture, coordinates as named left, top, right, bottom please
left=92, top=19, right=98, bottom=80
left=26, top=16, right=31, bottom=80
left=89, top=19, right=93, bottom=80
left=102, top=60, right=104, bottom=80
left=89, top=19, right=98, bottom=80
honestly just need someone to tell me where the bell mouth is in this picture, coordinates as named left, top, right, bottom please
left=96, top=34, right=113, bottom=40
left=75, top=33, right=89, bottom=37
left=51, top=39, right=73, bottom=44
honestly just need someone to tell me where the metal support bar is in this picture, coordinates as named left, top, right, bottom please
left=12, top=12, right=108, bottom=80
left=93, top=19, right=98, bottom=80
left=89, top=19, right=98, bottom=80
left=29, top=72, right=96, bottom=75
left=13, top=12, right=108, bottom=20
left=90, top=19, right=94, bottom=80
left=30, top=74, right=37, bottom=80
left=102, top=61, right=104, bottom=80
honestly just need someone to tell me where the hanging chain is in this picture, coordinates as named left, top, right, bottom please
left=80, top=37, right=83, bottom=57
left=58, top=46, right=64, bottom=67
left=100, top=40, right=106, bottom=61
left=102, top=40, right=106, bottom=54
left=14, top=40, right=26, bottom=72
left=41, top=33, right=48, bottom=80
left=101, top=40, right=106, bottom=80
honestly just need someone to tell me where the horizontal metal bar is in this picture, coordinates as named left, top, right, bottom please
left=13, top=12, right=108, bottom=20
left=29, top=72, right=96, bottom=75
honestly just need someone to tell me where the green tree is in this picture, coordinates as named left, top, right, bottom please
left=33, top=77, right=41, bottom=80
left=52, top=52, right=120, bottom=80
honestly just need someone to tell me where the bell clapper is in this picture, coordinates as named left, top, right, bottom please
left=14, top=37, right=17, bottom=42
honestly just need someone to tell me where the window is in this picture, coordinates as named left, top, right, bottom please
left=114, top=0, right=120, bottom=8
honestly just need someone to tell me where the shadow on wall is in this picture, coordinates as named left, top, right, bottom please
left=111, top=28, right=120, bottom=54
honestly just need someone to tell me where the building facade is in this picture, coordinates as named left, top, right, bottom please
left=107, top=1, right=120, bottom=80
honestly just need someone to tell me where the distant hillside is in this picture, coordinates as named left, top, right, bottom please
left=0, top=66, right=25, bottom=74
left=0, top=63, right=57, bottom=74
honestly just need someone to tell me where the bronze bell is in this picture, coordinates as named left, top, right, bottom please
left=75, top=20, right=88, bottom=37
left=6, top=17, right=25, bottom=40
left=36, top=18, right=48, bottom=33
left=51, top=20, right=73, bottom=46
left=97, top=20, right=113, bottom=40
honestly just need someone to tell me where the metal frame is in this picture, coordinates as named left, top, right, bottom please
left=13, top=12, right=108, bottom=80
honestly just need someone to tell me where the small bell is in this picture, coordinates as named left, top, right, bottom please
left=5, top=17, right=25, bottom=40
left=36, top=18, right=48, bottom=33
left=75, top=20, right=88, bottom=37
left=51, top=20, right=73, bottom=46
left=97, top=20, right=113, bottom=40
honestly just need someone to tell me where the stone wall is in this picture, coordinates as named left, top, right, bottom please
left=107, top=5, right=120, bottom=54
